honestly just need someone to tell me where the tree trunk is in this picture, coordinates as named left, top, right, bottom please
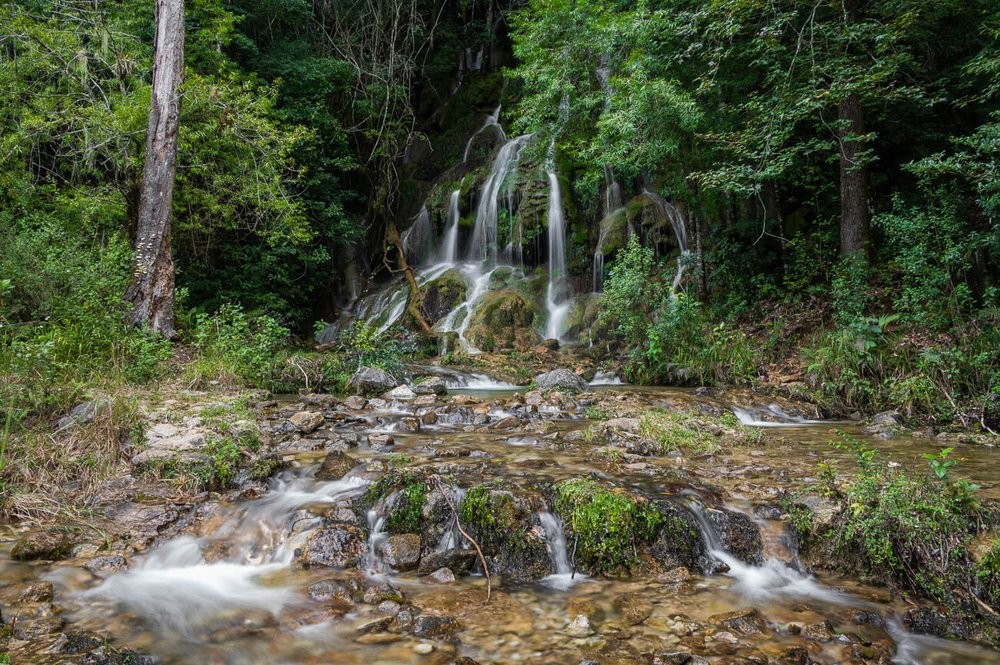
left=385, top=221, right=433, bottom=336
left=838, top=0, right=868, bottom=257
left=838, top=92, right=868, bottom=257
left=125, top=0, right=184, bottom=339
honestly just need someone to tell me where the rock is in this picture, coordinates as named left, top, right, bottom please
left=379, top=534, right=422, bottom=571
left=315, top=451, right=358, bottom=480
left=84, top=554, right=128, bottom=577
left=302, top=393, right=339, bottom=408
left=299, top=525, right=366, bottom=568
left=67, top=398, right=111, bottom=425
left=566, top=614, right=594, bottom=637
left=705, top=507, right=764, bottom=565
left=417, top=269, right=468, bottom=324
left=369, top=433, right=395, bottom=450
left=413, top=642, right=435, bottom=655
left=653, top=653, right=693, bottom=665
left=11, top=529, right=77, bottom=561
left=454, top=658, right=481, bottom=665
left=464, top=290, right=542, bottom=352
left=413, top=376, right=447, bottom=395
left=349, top=367, right=398, bottom=396
left=149, top=422, right=180, bottom=438
left=613, top=592, right=654, bottom=625
left=289, top=410, right=325, bottom=434
left=412, top=614, right=459, bottom=638
left=307, top=579, right=356, bottom=604
left=343, top=395, right=368, bottom=410
left=865, top=411, right=903, bottom=438
left=801, top=620, right=834, bottom=641
left=709, top=608, right=768, bottom=636
left=417, top=549, right=478, bottom=576
left=387, top=385, right=417, bottom=400
left=363, top=581, right=404, bottom=604
left=602, top=417, right=641, bottom=432
left=534, top=369, right=587, bottom=392
left=428, top=567, right=456, bottom=584
left=396, top=417, right=421, bottom=433
left=19, top=581, right=54, bottom=602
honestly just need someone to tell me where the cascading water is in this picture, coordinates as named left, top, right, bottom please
left=401, top=206, right=433, bottom=266
left=544, top=171, right=570, bottom=340
left=435, top=487, right=467, bottom=552
left=463, top=105, right=506, bottom=163
left=441, top=189, right=461, bottom=264
left=643, top=188, right=690, bottom=294
left=364, top=507, right=391, bottom=578
left=467, top=135, right=531, bottom=264
left=538, top=511, right=584, bottom=590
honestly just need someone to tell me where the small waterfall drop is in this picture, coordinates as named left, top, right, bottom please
left=364, top=507, right=391, bottom=578
left=539, top=511, right=584, bottom=590
left=643, top=188, right=690, bottom=294
left=401, top=206, right=433, bottom=266
left=435, top=487, right=467, bottom=552
left=468, top=135, right=531, bottom=264
left=545, top=171, right=570, bottom=340
left=441, top=189, right=462, bottom=264
left=463, top=105, right=506, bottom=163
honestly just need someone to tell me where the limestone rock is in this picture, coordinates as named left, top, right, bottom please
left=343, top=395, right=368, bottom=410
left=535, top=369, right=587, bottom=392
left=378, top=533, right=422, bottom=571
left=412, top=376, right=447, bottom=395
left=349, top=367, right=398, bottom=396
left=315, top=451, right=358, bottom=480
left=299, top=525, right=366, bottom=568
left=387, top=385, right=417, bottom=400
left=289, top=410, right=325, bottom=434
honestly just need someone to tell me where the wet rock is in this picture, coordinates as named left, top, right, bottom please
left=11, top=529, right=77, bottom=561
left=363, top=581, right=404, bottom=604
left=649, top=506, right=705, bottom=572
left=801, top=620, right=834, bottom=641
left=413, top=376, right=447, bottom=395
left=343, top=395, right=368, bottom=410
left=414, top=395, right=438, bottom=407
left=428, top=567, right=456, bottom=584
left=301, top=393, right=338, bottom=408
left=413, top=642, right=435, bottom=654
left=358, top=616, right=394, bottom=634
left=350, top=367, right=398, bottom=396
left=613, top=592, right=653, bottom=625
left=379, top=533, right=422, bottom=571
left=397, top=417, right=421, bottom=433
left=849, top=609, right=884, bottom=627
left=454, top=658, right=482, bottom=665
left=412, top=614, right=460, bottom=638
left=387, top=385, right=417, bottom=400
left=865, top=411, right=903, bottom=438
left=566, top=614, right=595, bottom=637
left=369, top=433, right=395, bottom=450
left=567, top=598, right=605, bottom=625
left=299, top=524, right=366, bottom=568
left=706, top=508, right=764, bottom=565
left=653, top=653, right=694, bottom=665
left=19, top=581, right=54, bottom=602
left=535, top=368, right=588, bottom=392
left=709, top=608, right=768, bottom=636
left=84, top=554, right=128, bottom=577
left=307, top=579, right=356, bottom=604
left=902, top=606, right=962, bottom=639
left=776, top=646, right=809, bottom=665
left=417, top=549, right=478, bottom=576
left=289, top=410, right=325, bottom=434
left=315, top=451, right=358, bottom=480
left=378, top=600, right=402, bottom=616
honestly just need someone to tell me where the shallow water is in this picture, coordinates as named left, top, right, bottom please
left=1, top=385, right=997, bottom=664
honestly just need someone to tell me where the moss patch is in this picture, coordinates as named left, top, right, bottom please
left=554, top=478, right=663, bottom=575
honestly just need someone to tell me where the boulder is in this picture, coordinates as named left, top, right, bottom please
left=705, top=508, right=764, bottom=565
left=378, top=534, right=421, bottom=571
left=386, top=385, right=416, bottom=400
left=343, top=395, right=368, bottom=410
left=289, top=411, right=325, bottom=434
left=412, top=376, right=447, bottom=396
left=315, top=451, right=358, bottom=480
left=299, top=525, right=366, bottom=568
left=417, top=549, right=478, bottom=576
left=866, top=411, right=903, bottom=439
left=428, top=567, right=456, bottom=584
left=411, top=614, right=460, bottom=638
left=709, top=608, right=768, bottom=636
left=417, top=269, right=467, bottom=325
left=84, top=555, right=129, bottom=577
left=349, top=367, right=398, bottom=396
left=11, top=530, right=77, bottom=561
left=464, top=290, right=542, bottom=352
left=368, top=433, right=395, bottom=450
left=535, top=369, right=587, bottom=392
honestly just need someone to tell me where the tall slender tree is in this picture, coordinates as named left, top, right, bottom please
left=125, top=0, right=185, bottom=338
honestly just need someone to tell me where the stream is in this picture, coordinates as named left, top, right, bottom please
left=1, top=381, right=997, bottom=664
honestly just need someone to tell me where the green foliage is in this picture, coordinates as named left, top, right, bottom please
left=584, top=406, right=609, bottom=420
left=639, top=410, right=723, bottom=455
left=828, top=431, right=988, bottom=608
left=598, top=236, right=664, bottom=349
left=554, top=478, right=663, bottom=574
left=385, top=479, right=428, bottom=534
left=187, top=304, right=289, bottom=389
left=319, top=322, right=416, bottom=394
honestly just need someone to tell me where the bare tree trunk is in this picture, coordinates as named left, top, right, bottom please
left=125, top=0, right=184, bottom=339
left=385, top=221, right=433, bottom=336
left=838, top=91, right=868, bottom=257
left=838, top=0, right=868, bottom=257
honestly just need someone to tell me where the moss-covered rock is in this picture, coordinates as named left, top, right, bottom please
left=465, top=290, right=542, bottom=352
left=458, top=481, right=550, bottom=584
left=418, top=269, right=467, bottom=325
left=553, top=478, right=664, bottom=576
left=359, top=471, right=430, bottom=536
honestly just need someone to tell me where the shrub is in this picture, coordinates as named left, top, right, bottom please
left=186, top=304, right=289, bottom=389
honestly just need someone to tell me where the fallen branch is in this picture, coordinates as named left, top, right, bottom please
left=431, top=475, right=491, bottom=604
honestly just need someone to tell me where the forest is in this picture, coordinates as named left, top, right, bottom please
left=0, top=0, right=998, bottom=663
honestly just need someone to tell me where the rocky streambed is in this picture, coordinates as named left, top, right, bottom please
left=1, top=366, right=998, bottom=664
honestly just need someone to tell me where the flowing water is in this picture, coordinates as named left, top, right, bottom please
left=545, top=171, right=570, bottom=341
left=643, top=188, right=691, bottom=294
left=440, top=189, right=462, bottom=264
left=467, top=135, right=531, bottom=264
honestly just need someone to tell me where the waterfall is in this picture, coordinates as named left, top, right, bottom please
left=401, top=206, right=433, bottom=266
left=545, top=171, right=570, bottom=340
left=441, top=190, right=461, bottom=264
left=643, top=188, right=691, bottom=294
left=463, top=105, right=506, bottom=163
left=467, top=135, right=531, bottom=264
left=435, top=487, right=467, bottom=552
left=435, top=264, right=501, bottom=354
left=539, top=511, right=584, bottom=590
left=364, top=508, right=391, bottom=578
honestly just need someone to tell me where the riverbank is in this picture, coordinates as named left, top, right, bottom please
left=0, top=363, right=996, bottom=664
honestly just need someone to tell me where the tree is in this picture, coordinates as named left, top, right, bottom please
left=125, top=0, right=184, bottom=338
